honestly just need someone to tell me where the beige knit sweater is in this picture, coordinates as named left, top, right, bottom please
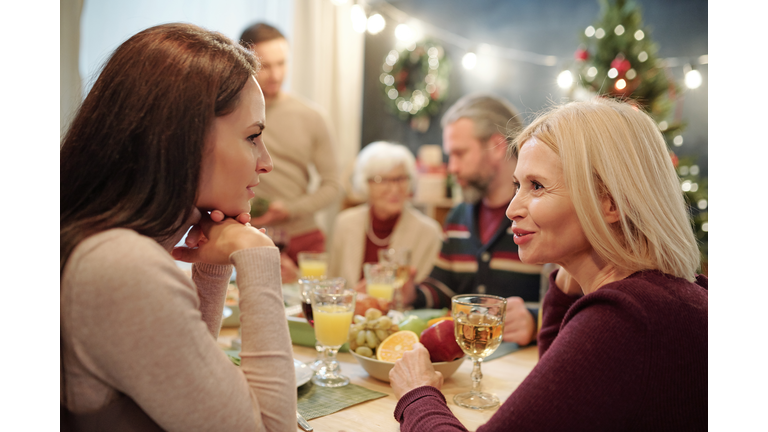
left=328, top=204, right=444, bottom=287
left=253, top=93, right=342, bottom=236
left=61, top=228, right=296, bottom=431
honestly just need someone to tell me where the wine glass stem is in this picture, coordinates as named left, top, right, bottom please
left=471, top=358, right=483, bottom=394
left=324, top=347, right=340, bottom=373
left=315, top=341, right=324, bottom=359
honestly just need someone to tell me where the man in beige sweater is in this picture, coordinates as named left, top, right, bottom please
left=239, top=22, right=342, bottom=265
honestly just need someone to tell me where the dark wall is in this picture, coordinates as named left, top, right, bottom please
left=360, top=0, right=708, bottom=176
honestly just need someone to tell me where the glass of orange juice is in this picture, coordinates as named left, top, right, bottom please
left=363, top=263, right=396, bottom=302
left=297, top=252, right=328, bottom=280
left=310, top=278, right=355, bottom=387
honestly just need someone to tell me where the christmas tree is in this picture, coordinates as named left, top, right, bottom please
left=570, top=0, right=708, bottom=272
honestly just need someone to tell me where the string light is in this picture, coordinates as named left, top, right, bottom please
left=690, top=165, right=700, bottom=175
left=595, top=28, right=606, bottom=38
left=659, top=121, right=668, bottom=131
left=350, top=4, right=367, bottom=33
left=684, top=64, right=703, bottom=89
left=673, top=135, right=684, bottom=146
left=395, top=23, right=413, bottom=41
left=557, top=70, right=574, bottom=89
left=347, top=1, right=708, bottom=97
left=697, top=199, right=707, bottom=210
left=462, top=52, right=477, bottom=70
left=701, top=222, right=708, bottom=232
left=367, top=13, right=386, bottom=34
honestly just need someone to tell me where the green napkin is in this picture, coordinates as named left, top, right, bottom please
left=297, top=382, right=387, bottom=420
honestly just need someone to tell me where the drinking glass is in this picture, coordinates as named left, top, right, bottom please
left=377, top=248, right=412, bottom=311
left=363, top=263, right=396, bottom=302
left=310, top=278, right=355, bottom=387
left=451, top=294, right=507, bottom=409
left=297, top=251, right=328, bottom=280
left=298, top=277, right=326, bottom=370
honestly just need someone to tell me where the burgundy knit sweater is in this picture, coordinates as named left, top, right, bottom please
left=394, top=269, right=708, bottom=431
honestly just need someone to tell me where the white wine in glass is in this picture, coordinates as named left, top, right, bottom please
left=451, top=294, right=506, bottom=410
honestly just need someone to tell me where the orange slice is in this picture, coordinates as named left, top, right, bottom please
left=427, top=316, right=453, bottom=327
left=376, top=330, right=420, bottom=362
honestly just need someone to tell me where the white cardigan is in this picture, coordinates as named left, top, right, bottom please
left=328, top=204, right=444, bottom=287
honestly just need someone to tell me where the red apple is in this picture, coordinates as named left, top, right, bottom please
left=420, top=319, right=464, bottom=363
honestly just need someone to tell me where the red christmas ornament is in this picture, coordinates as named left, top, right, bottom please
left=669, top=151, right=679, bottom=168
left=611, top=57, right=631, bottom=75
left=574, top=48, right=589, bottom=61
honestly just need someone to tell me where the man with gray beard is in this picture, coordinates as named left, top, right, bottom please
left=402, top=94, right=544, bottom=347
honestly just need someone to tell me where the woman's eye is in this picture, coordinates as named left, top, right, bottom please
left=532, top=181, right=543, bottom=191
left=247, top=133, right=262, bottom=144
left=512, top=182, right=520, bottom=196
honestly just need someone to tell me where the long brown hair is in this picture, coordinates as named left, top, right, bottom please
left=60, top=23, right=259, bottom=275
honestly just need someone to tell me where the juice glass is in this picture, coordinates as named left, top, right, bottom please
left=363, top=263, right=396, bottom=302
left=298, top=252, right=328, bottom=280
left=298, top=277, right=326, bottom=370
left=451, top=294, right=506, bottom=409
left=377, top=248, right=412, bottom=310
left=310, top=278, right=355, bottom=387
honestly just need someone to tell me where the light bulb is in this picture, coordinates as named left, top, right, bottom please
left=607, top=68, right=618, bottom=79
left=615, top=79, right=627, bottom=90
left=585, top=26, right=595, bottom=37
left=395, top=24, right=413, bottom=41
left=462, top=52, right=477, bottom=70
left=367, top=14, right=385, bottom=35
left=350, top=5, right=367, bottom=33
left=615, top=25, right=625, bottom=35
left=557, top=70, right=573, bottom=89
left=685, top=69, right=702, bottom=89
left=634, top=30, right=645, bottom=40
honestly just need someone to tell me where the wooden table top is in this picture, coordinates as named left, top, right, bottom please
left=219, top=328, right=539, bottom=431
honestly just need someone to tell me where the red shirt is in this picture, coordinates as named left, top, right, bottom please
left=361, top=209, right=400, bottom=279
left=478, top=202, right=508, bottom=245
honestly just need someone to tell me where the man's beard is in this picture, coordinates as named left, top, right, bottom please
left=460, top=177, right=491, bottom=204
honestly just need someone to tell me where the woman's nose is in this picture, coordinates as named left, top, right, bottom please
left=257, top=145, right=273, bottom=174
left=506, top=193, right=524, bottom=221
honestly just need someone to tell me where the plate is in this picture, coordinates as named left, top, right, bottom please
left=294, top=359, right=313, bottom=387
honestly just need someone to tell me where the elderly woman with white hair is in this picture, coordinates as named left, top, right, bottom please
left=328, top=141, right=443, bottom=289
left=389, top=98, right=707, bottom=431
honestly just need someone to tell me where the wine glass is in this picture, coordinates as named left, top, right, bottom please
left=297, top=251, right=328, bottom=280
left=310, top=278, right=355, bottom=387
left=451, top=294, right=507, bottom=410
left=298, top=277, right=326, bottom=371
left=363, top=262, right=396, bottom=302
left=377, top=248, right=412, bottom=311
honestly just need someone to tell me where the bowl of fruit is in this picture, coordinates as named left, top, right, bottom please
left=349, top=308, right=465, bottom=382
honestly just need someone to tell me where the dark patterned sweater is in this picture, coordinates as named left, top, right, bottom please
left=395, top=269, right=708, bottom=431
left=414, top=202, right=543, bottom=321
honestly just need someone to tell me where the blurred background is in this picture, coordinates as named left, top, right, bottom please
left=61, top=0, right=707, bottom=264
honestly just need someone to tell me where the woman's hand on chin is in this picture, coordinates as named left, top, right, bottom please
left=172, top=210, right=274, bottom=265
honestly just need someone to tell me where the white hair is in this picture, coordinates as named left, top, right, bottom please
left=352, top=141, right=418, bottom=199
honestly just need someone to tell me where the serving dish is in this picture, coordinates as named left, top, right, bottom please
left=350, top=351, right=465, bottom=382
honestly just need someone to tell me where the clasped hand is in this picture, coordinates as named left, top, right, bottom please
left=172, top=209, right=275, bottom=265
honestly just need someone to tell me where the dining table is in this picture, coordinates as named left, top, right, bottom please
left=217, top=326, right=539, bottom=432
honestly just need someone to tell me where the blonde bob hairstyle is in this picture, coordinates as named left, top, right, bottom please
left=513, top=98, right=700, bottom=282
left=352, top=141, right=418, bottom=199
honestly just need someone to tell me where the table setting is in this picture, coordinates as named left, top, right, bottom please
left=218, top=250, right=539, bottom=431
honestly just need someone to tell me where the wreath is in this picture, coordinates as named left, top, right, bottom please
left=380, top=40, right=451, bottom=132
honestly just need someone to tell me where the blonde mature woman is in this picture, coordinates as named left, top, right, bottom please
left=389, top=98, right=707, bottom=431
left=328, top=141, right=443, bottom=288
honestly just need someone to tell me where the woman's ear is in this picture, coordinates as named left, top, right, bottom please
left=601, top=194, right=621, bottom=224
